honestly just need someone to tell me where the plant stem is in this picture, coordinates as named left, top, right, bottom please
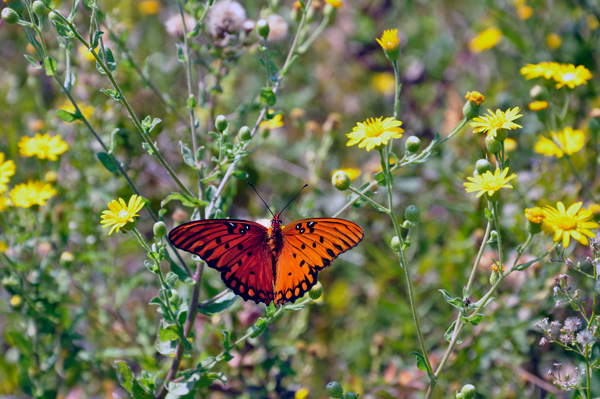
left=348, top=185, right=390, bottom=213
left=392, top=60, right=401, bottom=120
left=563, top=154, right=598, bottom=202
left=466, top=208, right=492, bottom=293
left=492, top=202, right=504, bottom=274
left=296, top=13, right=330, bottom=54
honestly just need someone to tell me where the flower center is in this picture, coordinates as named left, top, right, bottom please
left=489, top=117, right=506, bottom=129
left=555, top=216, right=577, bottom=230
left=562, top=72, right=575, bottom=82
left=117, top=209, right=130, bottom=223
left=364, top=121, right=384, bottom=137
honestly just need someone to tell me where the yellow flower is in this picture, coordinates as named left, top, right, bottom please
left=10, top=295, right=22, bottom=308
left=534, top=127, right=585, bottom=158
left=542, top=202, right=598, bottom=247
left=0, top=241, right=7, bottom=252
left=376, top=29, right=401, bottom=60
left=100, top=194, right=145, bottom=235
left=260, top=114, right=284, bottom=130
left=325, top=0, right=342, bottom=8
left=517, top=5, right=533, bottom=20
left=295, top=387, right=309, bottom=399
left=552, top=64, right=592, bottom=89
left=528, top=101, right=548, bottom=111
left=332, top=168, right=361, bottom=181
left=19, top=133, right=69, bottom=161
left=546, top=33, right=561, bottom=50
left=0, top=153, right=16, bottom=193
left=371, top=72, right=396, bottom=96
left=520, top=62, right=560, bottom=80
left=465, top=91, right=485, bottom=105
left=504, top=137, right=517, bottom=152
left=138, top=0, right=162, bottom=15
left=588, top=14, right=599, bottom=31
left=78, top=45, right=97, bottom=62
left=464, top=167, right=517, bottom=198
left=10, top=181, right=57, bottom=208
left=0, top=195, right=12, bottom=212
left=588, top=203, right=600, bottom=215
left=471, top=107, right=523, bottom=139
left=346, top=117, right=404, bottom=152
left=45, top=171, right=58, bottom=183
left=524, top=207, right=545, bottom=224
left=469, top=28, right=502, bottom=53
left=60, top=102, right=94, bottom=122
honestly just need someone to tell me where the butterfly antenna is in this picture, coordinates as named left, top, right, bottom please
left=279, top=184, right=308, bottom=217
left=247, top=182, right=275, bottom=217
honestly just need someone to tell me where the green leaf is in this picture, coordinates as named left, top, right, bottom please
left=167, top=373, right=201, bottom=396
left=8, top=331, right=33, bottom=358
left=409, top=352, right=436, bottom=382
left=165, top=272, right=178, bottom=288
left=200, top=171, right=222, bottom=184
left=187, top=95, right=197, bottom=109
left=373, top=171, right=386, bottom=186
left=142, top=116, right=162, bottom=134
left=439, top=289, right=466, bottom=311
left=180, top=141, right=196, bottom=168
left=221, top=330, right=231, bottom=351
left=443, top=321, right=462, bottom=344
left=68, top=0, right=80, bottom=21
left=108, top=128, right=120, bottom=154
left=198, top=357, right=216, bottom=371
left=96, top=152, right=119, bottom=173
left=484, top=208, right=493, bottom=220
left=259, top=87, right=276, bottom=106
left=100, top=88, right=123, bottom=101
left=51, top=20, right=74, bottom=37
left=176, top=43, right=186, bottom=63
left=41, top=0, right=56, bottom=10
left=113, top=361, right=134, bottom=394
left=44, top=57, right=58, bottom=76
left=232, top=170, right=248, bottom=179
left=284, top=303, right=306, bottom=311
left=165, top=252, right=194, bottom=284
left=91, top=30, right=103, bottom=49
left=24, top=55, right=42, bottom=69
left=161, top=193, right=207, bottom=208
left=156, top=332, right=178, bottom=356
left=56, top=109, right=81, bottom=123
left=471, top=296, right=494, bottom=311
left=132, top=380, right=154, bottom=399
left=459, top=313, right=485, bottom=326
left=198, top=291, right=237, bottom=316
left=158, top=323, right=180, bottom=342
left=196, top=146, right=205, bottom=163
left=95, top=44, right=117, bottom=74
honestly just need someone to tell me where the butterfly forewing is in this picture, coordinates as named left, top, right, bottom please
left=168, top=220, right=275, bottom=305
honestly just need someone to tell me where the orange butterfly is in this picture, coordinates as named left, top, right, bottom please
left=168, top=185, right=364, bottom=305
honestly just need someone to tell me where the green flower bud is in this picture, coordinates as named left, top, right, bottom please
left=32, top=0, right=46, bottom=15
left=153, top=221, right=167, bottom=238
left=456, top=393, right=464, bottom=399
left=475, top=159, right=492, bottom=175
left=6, top=0, right=25, bottom=15
left=404, top=205, right=420, bottom=223
left=255, top=317, right=267, bottom=329
left=463, top=91, right=485, bottom=120
left=490, top=269, right=499, bottom=285
left=326, top=381, right=344, bottom=398
left=345, top=392, right=358, bottom=399
left=486, top=190, right=500, bottom=202
left=238, top=126, right=252, bottom=142
left=460, top=384, right=476, bottom=399
left=573, top=289, right=580, bottom=299
left=331, top=171, right=351, bottom=191
left=257, top=19, right=270, bottom=39
left=405, top=136, right=421, bottom=153
left=168, top=289, right=180, bottom=304
left=390, top=236, right=401, bottom=252
left=526, top=219, right=542, bottom=235
left=494, top=128, right=508, bottom=142
left=2, top=7, right=19, bottom=24
left=215, top=115, right=229, bottom=133
left=489, top=230, right=498, bottom=240
left=48, top=11, right=61, bottom=23
left=485, top=136, right=502, bottom=154
left=309, top=281, right=323, bottom=300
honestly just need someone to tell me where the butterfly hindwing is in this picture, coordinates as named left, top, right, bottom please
left=168, top=220, right=275, bottom=305
left=274, top=218, right=364, bottom=304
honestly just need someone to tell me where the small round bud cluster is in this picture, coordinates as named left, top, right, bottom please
left=404, top=205, right=420, bottom=223
left=309, top=281, right=323, bottom=300
left=215, top=115, right=229, bottom=133
left=463, top=91, right=485, bottom=120
left=405, top=136, right=421, bottom=153
left=331, top=171, right=351, bottom=191
left=326, top=381, right=343, bottom=398
left=456, top=384, right=476, bottom=399
left=256, top=19, right=270, bottom=38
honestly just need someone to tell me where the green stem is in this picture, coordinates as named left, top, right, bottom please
left=348, top=185, right=390, bottom=213
left=491, top=202, right=504, bottom=274
left=585, top=345, right=592, bottom=399
left=263, top=37, right=271, bottom=87
left=392, top=60, right=401, bottom=120
left=296, top=13, right=330, bottom=54
left=466, top=205, right=493, bottom=293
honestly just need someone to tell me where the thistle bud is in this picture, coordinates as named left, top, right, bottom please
left=326, top=381, right=344, bottom=398
left=460, top=384, right=476, bottom=399
left=257, top=19, right=270, bottom=39
left=485, top=137, right=502, bottom=154
left=1, top=7, right=19, bottom=24
left=215, top=115, right=229, bottom=133
left=153, top=221, right=167, bottom=238
left=475, top=159, right=492, bottom=175
left=405, top=136, right=421, bottom=153
left=390, top=236, right=401, bottom=252
left=331, top=171, right=351, bottom=191
left=463, top=91, right=485, bottom=120
left=309, top=282, right=323, bottom=300
left=404, top=205, right=420, bottom=223
left=238, top=126, right=252, bottom=142
left=32, top=0, right=46, bottom=15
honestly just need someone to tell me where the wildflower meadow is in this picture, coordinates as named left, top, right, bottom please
left=2, top=0, right=600, bottom=398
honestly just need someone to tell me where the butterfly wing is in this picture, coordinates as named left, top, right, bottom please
left=168, top=220, right=275, bottom=305
left=274, top=218, right=364, bottom=304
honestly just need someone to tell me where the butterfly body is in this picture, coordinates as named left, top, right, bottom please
left=169, top=214, right=363, bottom=306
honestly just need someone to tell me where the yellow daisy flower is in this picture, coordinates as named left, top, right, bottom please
left=552, top=64, right=592, bottom=89
left=520, top=62, right=560, bottom=80
left=524, top=207, right=545, bottom=224
left=0, top=153, right=16, bottom=193
left=546, top=33, right=561, bottom=50
left=504, top=137, right=517, bottom=152
left=325, top=0, right=342, bottom=8
left=542, top=202, right=598, bottom=247
left=516, top=5, right=533, bottom=20
left=0, top=195, right=11, bottom=212
left=138, top=0, right=162, bottom=15
left=465, top=91, right=485, bottom=105
left=0, top=241, right=7, bottom=253
left=469, top=28, right=502, bottom=53
left=588, top=203, right=600, bottom=215
left=470, top=107, right=523, bottom=139
left=346, top=117, right=404, bottom=152
left=100, top=194, right=145, bottom=235
left=534, top=127, right=585, bottom=158
left=528, top=101, right=548, bottom=111
left=18, top=133, right=69, bottom=161
left=260, top=114, right=284, bottom=130
left=464, top=167, right=517, bottom=198
left=370, top=72, right=396, bottom=96
left=10, top=181, right=57, bottom=208
left=376, top=29, right=401, bottom=60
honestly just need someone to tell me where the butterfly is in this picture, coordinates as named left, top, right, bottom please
left=168, top=185, right=364, bottom=306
